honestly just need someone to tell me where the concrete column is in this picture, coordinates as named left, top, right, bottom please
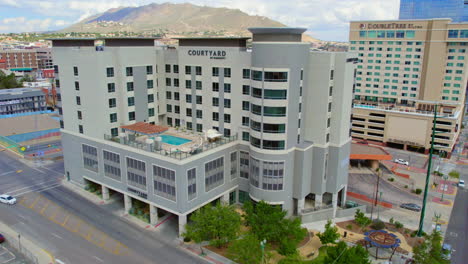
left=341, top=186, right=347, bottom=206
left=102, top=186, right=110, bottom=200
left=178, top=214, right=187, bottom=237
left=221, top=193, right=229, bottom=204
left=124, top=194, right=132, bottom=213
left=332, top=193, right=338, bottom=218
left=150, top=205, right=158, bottom=225
left=297, top=198, right=305, bottom=213
left=315, top=194, right=323, bottom=208
left=370, top=160, right=379, bottom=170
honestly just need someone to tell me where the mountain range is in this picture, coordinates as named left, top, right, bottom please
left=60, top=2, right=318, bottom=42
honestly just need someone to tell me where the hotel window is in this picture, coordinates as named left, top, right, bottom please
left=196, top=81, right=202, bottom=90
left=224, top=114, right=231, bottom=123
left=460, top=30, right=468, bottom=38
left=224, top=83, right=231, bottom=93
left=242, top=116, right=249, bottom=126
left=196, top=110, right=202, bottom=119
left=242, top=101, right=250, bottom=111
left=78, top=125, right=83, bottom=134
left=249, top=157, right=260, bottom=187
left=173, top=65, right=179, bottom=73
left=406, top=31, right=415, bottom=38
left=166, top=91, right=172, bottom=100
left=146, top=65, right=153, bottom=75
left=109, top=98, right=116, bottom=108
left=103, top=150, right=121, bottom=181
left=148, top=94, right=154, bottom=103
left=212, top=97, right=219, bottom=107
left=377, top=31, right=385, bottom=38
left=165, top=64, right=171, bottom=73
left=76, top=96, right=81, bottom=105
left=126, top=157, right=147, bottom=190
left=205, top=157, right=224, bottom=192
left=126, top=67, right=133, bottom=76
left=264, top=72, right=288, bottom=82
left=77, top=111, right=82, bottom=120
left=195, top=66, right=202, bottom=75
left=107, top=83, right=115, bottom=93
left=187, top=122, right=192, bottom=130
left=262, top=161, right=284, bottom=191
left=148, top=108, right=155, bottom=117
left=359, top=31, right=366, bottom=38
left=73, top=66, right=78, bottom=76
left=243, top=69, right=250, bottom=79
left=174, top=78, right=179, bottom=87
left=448, top=30, right=459, bottom=38
left=185, top=66, right=191, bottom=74
left=212, top=82, right=219, bottom=91
left=224, top=68, right=231, bottom=78
left=110, top=113, right=117, bottom=123
left=230, top=152, right=238, bottom=178
left=196, top=124, right=202, bottom=132
left=212, top=67, right=219, bottom=77
left=165, top=78, right=171, bottom=87
left=212, top=112, right=219, bottom=121
left=224, top=99, right=231, bottom=108
left=127, top=82, right=134, bottom=91
left=128, top=111, right=135, bottom=121
left=147, top=80, right=154, bottom=89
left=174, top=105, right=180, bottom=114
left=242, top=132, right=250, bottom=142
left=196, top=95, right=202, bottom=104
left=106, top=67, right=114, bottom=77
left=127, top=97, right=135, bottom=106
left=185, top=80, right=191, bottom=89
left=74, top=81, right=80, bottom=91
left=187, top=168, right=196, bottom=200
left=186, top=108, right=192, bottom=117
left=82, top=144, right=98, bottom=172
left=186, top=95, right=192, bottom=103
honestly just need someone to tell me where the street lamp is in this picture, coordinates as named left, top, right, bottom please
left=260, top=239, right=267, bottom=264
left=440, top=174, right=449, bottom=202
left=417, top=103, right=445, bottom=237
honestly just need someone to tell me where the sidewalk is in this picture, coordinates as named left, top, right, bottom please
left=0, top=221, right=55, bottom=264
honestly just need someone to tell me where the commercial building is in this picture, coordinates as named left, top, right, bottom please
left=349, top=19, right=467, bottom=156
left=0, top=50, right=38, bottom=70
left=51, top=28, right=357, bottom=235
left=0, top=87, right=47, bottom=115
left=36, top=48, right=53, bottom=69
left=399, top=0, right=468, bottom=22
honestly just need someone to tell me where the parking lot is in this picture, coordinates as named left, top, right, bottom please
left=19, top=193, right=130, bottom=256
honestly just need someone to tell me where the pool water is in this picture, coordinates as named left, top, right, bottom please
left=159, top=135, right=191, bottom=146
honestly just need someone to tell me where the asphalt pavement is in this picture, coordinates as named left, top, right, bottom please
left=0, top=150, right=207, bottom=264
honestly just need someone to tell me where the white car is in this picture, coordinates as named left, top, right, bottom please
left=458, top=180, right=465, bottom=188
left=394, top=158, right=409, bottom=166
left=0, top=195, right=16, bottom=205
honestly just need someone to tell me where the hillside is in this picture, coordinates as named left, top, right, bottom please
left=60, top=2, right=319, bottom=41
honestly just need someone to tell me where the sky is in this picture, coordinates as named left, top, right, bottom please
left=0, top=0, right=400, bottom=41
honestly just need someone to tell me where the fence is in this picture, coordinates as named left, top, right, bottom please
left=0, top=134, right=24, bottom=157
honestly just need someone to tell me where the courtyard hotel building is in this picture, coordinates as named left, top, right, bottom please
left=349, top=19, right=467, bottom=156
left=51, top=28, right=358, bottom=235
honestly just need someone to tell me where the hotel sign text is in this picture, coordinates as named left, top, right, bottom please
left=188, top=50, right=226, bottom=60
left=360, top=23, right=423, bottom=30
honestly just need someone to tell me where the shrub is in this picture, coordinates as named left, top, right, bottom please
left=278, top=238, right=298, bottom=256
left=95, top=190, right=102, bottom=195
left=371, top=219, right=385, bottom=230
left=395, top=221, right=404, bottom=229
left=404, top=185, right=408, bottom=188
left=129, top=208, right=136, bottom=215
left=278, top=253, right=303, bottom=264
left=183, top=236, right=191, bottom=242
left=346, top=224, right=353, bottom=230
left=84, top=185, right=90, bottom=191
left=415, top=188, right=422, bottom=195
left=388, top=178, right=394, bottom=182
left=389, top=217, right=394, bottom=224
left=404, top=229, right=410, bottom=234
left=137, top=209, right=144, bottom=216
left=448, top=170, right=460, bottom=179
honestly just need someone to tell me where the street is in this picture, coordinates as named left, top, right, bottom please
left=0, top=150, right=207, bottom=264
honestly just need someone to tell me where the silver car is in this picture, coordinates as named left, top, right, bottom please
left=400, top=203, right=421, bottom=212
left=0, top=194, right=17, bottom=205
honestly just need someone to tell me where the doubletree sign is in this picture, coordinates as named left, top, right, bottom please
left=187, top=50, right=226, bottom=60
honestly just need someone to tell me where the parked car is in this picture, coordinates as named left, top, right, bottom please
left=394, top=159, right=409, bottom=166
left=0, top=233, right=4, bottom=243
left=458, top=179, right=465, bottom=188
left=400, top=203, right=421, bottom=212
left=0, top=194, right=16, bottom=205
left=345, top=200, right=359, bottom=208
left=442, top=243, right=452, bottom=260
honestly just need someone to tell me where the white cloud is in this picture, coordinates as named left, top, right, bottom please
left=0, top=17, right=57, bottom=32
left=0, top=0, right=401, bottom=40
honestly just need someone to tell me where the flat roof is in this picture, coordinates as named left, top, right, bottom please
left=0, top=114, right=59, bottom=136
left=0, top=87, right=42, bottom=95
left=174, top=37, right=250, bottom=40
left=248, top=27, right=307, bottom=34
left=121, top=122, right=169, bottom=135
left=350, top=18, right=452, bottom=23
left=350, top=143, right=392, bottom=161
left=46, top=37, right=160, bottom=41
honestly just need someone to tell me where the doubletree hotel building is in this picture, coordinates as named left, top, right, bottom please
left=349, top=19, right=467, bottom=156
left=51, top=28, right=357, bottom=235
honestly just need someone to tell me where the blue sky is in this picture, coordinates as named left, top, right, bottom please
left=0, top=0, right=400, bottom=41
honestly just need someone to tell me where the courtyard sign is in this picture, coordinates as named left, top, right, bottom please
left=187, top=50, right=226, bottom=60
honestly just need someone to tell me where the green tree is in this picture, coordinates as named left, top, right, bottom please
left=183, top=202, right=241, bottom=248
left=0, top=71, right=23, bottom=89
left=324, top=241, right=371, bottom=264
left=227, top=234, right=264, bottom=264
left=413, top=231, right=450, bottom=264
left=243, top=201, right=307, bottom=245
left=354, top=209, right=372, bottom=231
left=317, top=219, right=340, bottom=246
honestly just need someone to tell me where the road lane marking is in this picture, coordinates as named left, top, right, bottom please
left=51, top=233, right=63, bottom=239
left=62, top=214, right=71, bottom=226
left=73, top=220, right=82, bottom=233
left=14, top=183, right=62, bottom=197
left=113, top=242, right=121, bottom=255
left=29, top=195, right=42, bottom=208
left=93, top=256, right=104, bottom=262
left=16, top=170, right=22, bottom=173
left=6, top=179, right=59, bottom=194
left=0, top=170, right=15, bottom=177
left=40, top=200, right=51, bottom=215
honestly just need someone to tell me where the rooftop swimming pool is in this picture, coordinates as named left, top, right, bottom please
left=159, top=135, right=192, bottom=146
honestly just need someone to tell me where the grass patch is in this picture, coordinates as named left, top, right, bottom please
left=304, top=246, right=328, bottom=264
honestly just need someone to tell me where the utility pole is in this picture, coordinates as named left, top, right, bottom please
left=440, top=174, right=448, bottom=202
left=260, top=239, right=267, bottom=264
left=417, top=104, right=438, bottom=237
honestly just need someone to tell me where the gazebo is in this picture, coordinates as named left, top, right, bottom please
left=363, top=230, right=401, bottom=260
left=120, top=122, right=169, bottom=136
